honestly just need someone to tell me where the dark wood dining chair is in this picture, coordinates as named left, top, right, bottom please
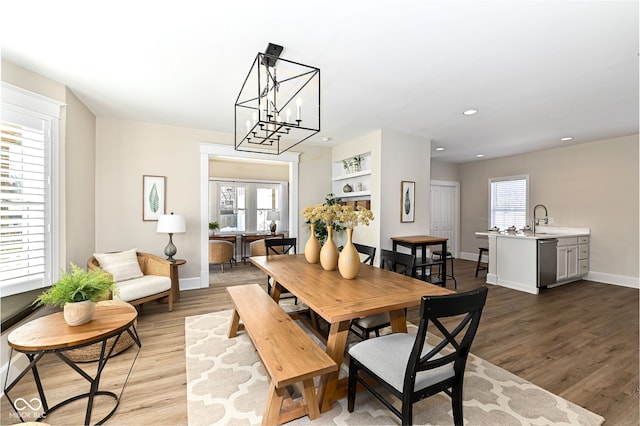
left=350, top=249, right=415, bottom=340
left=353, top=243, right=376, bottom=265
left=264, top=237, right=298, bottom=301
left=348, top=286, right=489, bottom=425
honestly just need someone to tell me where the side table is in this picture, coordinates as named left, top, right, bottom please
left=4, top=303, right=140, bottom=425
left=170, top=259, right=186, bottom=302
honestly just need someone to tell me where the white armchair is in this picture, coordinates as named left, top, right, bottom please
left=88, top=249, right=174, bottom=311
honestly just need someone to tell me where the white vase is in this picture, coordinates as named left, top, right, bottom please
left=320, top=226, right=338, bottom=271
left=338, top=228, right=360, bottom=279
left=63, top=300, right=96, bottom=326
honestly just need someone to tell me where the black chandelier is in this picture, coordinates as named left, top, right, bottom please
left=235, top=43, right=320, bottom=155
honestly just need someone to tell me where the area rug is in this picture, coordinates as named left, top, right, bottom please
left=185, top=310, right=604, bottom=426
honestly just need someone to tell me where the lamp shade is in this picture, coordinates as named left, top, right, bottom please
left=157, top=213, right=186, bottom=233
left=266, top=210, right=280, bottom=221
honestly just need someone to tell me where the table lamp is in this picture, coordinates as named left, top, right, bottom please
left=157, top=212, right=186, bottom=262
left=267, top=210, right=280, bottom=233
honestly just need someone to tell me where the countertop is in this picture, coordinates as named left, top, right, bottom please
left=476, top=226, right=590, bottom=240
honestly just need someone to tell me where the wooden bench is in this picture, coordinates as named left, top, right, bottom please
left=227, top=284, right=337, bottom=425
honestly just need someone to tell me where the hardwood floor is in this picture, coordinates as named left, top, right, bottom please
left=1, top=260, right=638, bottom=425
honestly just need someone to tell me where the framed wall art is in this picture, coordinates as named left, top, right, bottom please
left=143, top=175, right=166, bottom=221
left=401, top=180, right=415, bottom=223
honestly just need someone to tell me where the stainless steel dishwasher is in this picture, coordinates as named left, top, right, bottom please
left=537, top=238, right=558, bottom=287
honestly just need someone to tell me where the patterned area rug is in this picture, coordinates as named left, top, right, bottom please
left=185, top=310, right=604, bottom=426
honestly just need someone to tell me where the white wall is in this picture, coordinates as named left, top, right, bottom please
left=379, top=129, right=431, bottom=251
left=431, top=160, right=460, bottom=182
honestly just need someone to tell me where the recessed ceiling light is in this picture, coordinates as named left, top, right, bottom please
left=322, top=137, right=332, bottom=142
left=463, top=109, right=478, bottom=116
left=435, top=147, right=444, bottom=151
left=476, top=154, right=485, bottom=158
left=560, top=136, right=573, bottom=141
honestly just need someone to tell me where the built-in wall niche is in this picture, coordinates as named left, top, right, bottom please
left=331, top=152, right=371, bottom=199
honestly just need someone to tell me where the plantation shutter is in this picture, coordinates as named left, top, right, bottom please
left=1, top=84, right=61, bottom=297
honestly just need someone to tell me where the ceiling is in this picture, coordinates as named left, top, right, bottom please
left=1, top=0, right=638, bottom=163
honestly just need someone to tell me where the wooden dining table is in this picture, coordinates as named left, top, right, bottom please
left=249, top=253, right=454, bottom=413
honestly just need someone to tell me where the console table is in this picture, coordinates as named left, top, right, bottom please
left=240, top=232, right=284, bottom=263
left=4, top=302, right=140, bottom=425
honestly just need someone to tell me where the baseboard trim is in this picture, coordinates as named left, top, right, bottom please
left=180, top=276, right=204, bottom=291
left=585, top=272, right=639, bottom=289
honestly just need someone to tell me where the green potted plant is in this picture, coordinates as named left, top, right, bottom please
left=208, top=221, right=220, bottom=236
left=342, top=159, right=352, bottom=174
left=352, top=155, right=363, bottom=172
left=33, top=262, right=118, bottom=326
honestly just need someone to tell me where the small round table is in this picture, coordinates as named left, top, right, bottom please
left=5, top=302, right=140, bottom=425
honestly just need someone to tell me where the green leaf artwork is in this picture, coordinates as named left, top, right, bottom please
left=149, top=183, right=160, bottom=213
left=404, top=188, right=411, bottom=215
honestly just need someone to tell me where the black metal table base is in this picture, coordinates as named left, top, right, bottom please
left=4, top=325, right=141, bottom=425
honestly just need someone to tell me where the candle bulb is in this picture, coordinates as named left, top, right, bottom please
left=296, top=98, right=302, bottom=121
left=246, top=120, right=251, bottom=134
left=286, top=108, right=291, bottom=123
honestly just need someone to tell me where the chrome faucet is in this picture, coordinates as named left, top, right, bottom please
left=533, top=204, right=548, bottom=234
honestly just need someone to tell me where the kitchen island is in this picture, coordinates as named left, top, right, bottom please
left=475, top=226, right=590, bottom=294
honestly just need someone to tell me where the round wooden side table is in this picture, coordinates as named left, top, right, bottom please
left=5, top=303, right=140, bottom=425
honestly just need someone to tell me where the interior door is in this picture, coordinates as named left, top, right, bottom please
left=430, top=180, right=460, bottom=257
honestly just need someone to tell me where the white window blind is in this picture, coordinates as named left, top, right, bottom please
left=1, top=84, right=61, bottom=297
left=489, top=175, right=528, bottom=229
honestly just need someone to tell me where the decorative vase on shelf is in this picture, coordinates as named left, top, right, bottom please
left=338, top=228, right=360, bottom=279
left=304, top=223, right=321, bottom=263
left=63, top=300, right=96, bottom=326
left=320, top=225, right=339, bottom=271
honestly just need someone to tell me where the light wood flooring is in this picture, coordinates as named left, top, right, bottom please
left=1, top=260, right=638, bottom=425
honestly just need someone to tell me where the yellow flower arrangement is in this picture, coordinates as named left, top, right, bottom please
left=338, top=205, right=374, bottom=228
left=302, top=202, right=374, bottom=229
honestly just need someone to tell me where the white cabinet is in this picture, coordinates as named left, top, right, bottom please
left=332, top=152, right=371, bottom=199
left=557, top=236, right=589, bottom=283
left=578, top=236, right=589, bottom=276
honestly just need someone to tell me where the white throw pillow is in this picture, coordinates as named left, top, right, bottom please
left=94, top=248, right=144, bottom=282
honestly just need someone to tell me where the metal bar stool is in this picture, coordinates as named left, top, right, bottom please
left=431, top=250, right=457, bottom=289
left=475, top=247, right=489, bottom=277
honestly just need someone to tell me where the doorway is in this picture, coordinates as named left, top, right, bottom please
left=430, top=180, right=460, bottom=257
left=199, top=143, right=300, bottom=289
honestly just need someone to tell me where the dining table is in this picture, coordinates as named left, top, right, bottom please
left=249, top=253, right=454, bottom=413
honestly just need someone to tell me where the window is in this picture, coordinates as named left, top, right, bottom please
left=1, top=84, right=62, bottom=297
left=210, top=180, right=287, bottom=233
left=489, top=175, right=528, bottom=229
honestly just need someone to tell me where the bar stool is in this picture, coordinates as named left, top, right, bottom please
left=431, top=251, right=457, bottom=289
left=475, top=247, right=489, bottom=277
